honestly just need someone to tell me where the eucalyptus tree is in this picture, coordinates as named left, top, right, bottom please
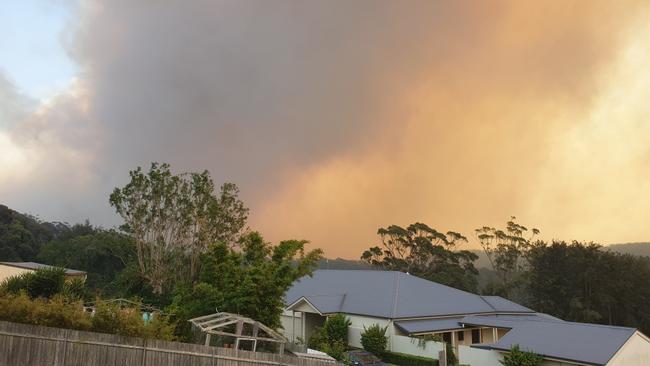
left=475, top=217, right=539, bottom=298
left=110, top=163, right=248, bottom=293
left=361, top=223, right=478, bottom=292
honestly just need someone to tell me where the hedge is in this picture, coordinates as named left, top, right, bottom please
left=380, top=351, right=439, bottom=366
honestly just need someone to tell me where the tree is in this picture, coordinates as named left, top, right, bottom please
left=169, top=232, right=322, bottom=339
left=109, top=163, right=248, bottom=293
left=500, top=345, right=543, bottom=366
left=361, top=223, right=478, bottom=292
left=475, top=217, right=539, bottom=299
left=360, top=324, right=388, bottom=355
left=37, top=225, right=136, bottom=295
left=525, top=241, right=650, bottom=334
left=0, top=204, right=68, bottom=261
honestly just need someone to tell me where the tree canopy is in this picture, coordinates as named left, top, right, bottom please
left=109, top=162, right=249, bottom=293
left=169, top=231, right=322, bottom=339
left=361, top=223, right=478, bottom=292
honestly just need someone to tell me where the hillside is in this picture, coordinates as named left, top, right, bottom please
left=0, top=204, right=70, bottom=261
left=606, top=242, right=650, bottom=258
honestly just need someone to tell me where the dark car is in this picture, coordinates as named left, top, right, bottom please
left=347, top=350, right=388, bottom=366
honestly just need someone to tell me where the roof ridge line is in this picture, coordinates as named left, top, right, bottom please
left=390, top=272, right=400, bottom=318
left=478, top=295, right=498, bottom=312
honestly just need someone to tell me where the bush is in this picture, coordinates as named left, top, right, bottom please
left=324, top=314, right=351, bottom=344
left=307, top=314, right=351, bottom=361
left=0, top=293, right=175, bottom=341
left=361, top=324, right=388, bottom=355
left=0, top=267, right=73, bottom=300
left=28, top=267, right=66, bottom=299
left=33, top=295, right=92, bottom=330
left=380, top=351, right=439, bottom=366
left=1, top=274, right=32, bottom=295
left=92, top=300, right=147, bottom=337
left=500, top=345, right=543, bottom=366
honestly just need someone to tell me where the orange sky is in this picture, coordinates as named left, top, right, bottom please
left=2, top=1, right=650, bottom=259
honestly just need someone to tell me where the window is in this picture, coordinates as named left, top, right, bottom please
left=457, top=331, right=464, bottom=341
left=442, top=332, right=451, bottom=344
left=471, top=329, right=481, bottom=344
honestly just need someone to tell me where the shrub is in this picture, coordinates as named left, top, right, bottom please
left=308, top=326, right=326, bottom=349
left=324, top=314, right=351, bottom=344
left=500, top=345, right=543, bottom=366
left=0, top=292, right=39, bottom=324
left=1, top=274, right=33, bottom=295
left=307, top=314, right=351, bottom=360
left=361, top=324, right=388, bottom=355
left=380, top=351, right=439, bottom=366
left=320, top=340, right=348, bottom=361
left=33, top=295, right=91, bottom=330
left=0, top=293, right=175, bottom=341
left=0, top=267, right=73, bottom=300
left=27, top=267, right=67, bottom=299
left=62, top=278, right=88, bottom=300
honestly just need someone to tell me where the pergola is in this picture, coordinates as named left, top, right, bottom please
left=189, top=312, right=287, bottom=354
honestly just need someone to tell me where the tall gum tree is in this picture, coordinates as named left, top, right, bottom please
left=109, top=163, right=248, bottom=294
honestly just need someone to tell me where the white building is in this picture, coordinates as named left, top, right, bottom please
left=281, top=270, right=650, bottom=366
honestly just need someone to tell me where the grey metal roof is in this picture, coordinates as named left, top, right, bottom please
left=0, top=262, right=86, bottom=275
left=395, top=317, right=465, bottom=334
left=461, top=313, right=564, bottom=329
left=285, top=270, right=534, bottom=319
left=395, top=313, right=561, bottom=335
left=471, top=318, right=636, bottom=365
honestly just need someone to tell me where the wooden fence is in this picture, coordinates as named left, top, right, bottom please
left=0, top=321, right=338, bottom=366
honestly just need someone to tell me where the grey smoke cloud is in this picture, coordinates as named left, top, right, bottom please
left=2, top=1, right=650, bottom=257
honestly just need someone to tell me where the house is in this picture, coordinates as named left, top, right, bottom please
left=281, top=270, right=650, bottom=366
left=0, top=262, right=87, bottom=283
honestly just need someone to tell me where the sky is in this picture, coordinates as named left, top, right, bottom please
left=1, top=0, right=650, bottom=259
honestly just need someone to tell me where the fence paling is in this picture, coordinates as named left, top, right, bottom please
left=0, top=321, right=336, bottom=366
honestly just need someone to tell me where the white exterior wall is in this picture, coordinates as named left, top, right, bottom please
left=280, top=310, right=303, bottom=342
left=347, top=315, right=444, bottom=358
left=391, top=335, right=444, bottom=358
left=347, top=314, right=391, bottom=349
left=607, top=331, right=650, bottom=366
left=458, top=346, right=502, bottom=366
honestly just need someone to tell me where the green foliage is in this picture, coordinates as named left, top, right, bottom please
left=62, top=278, right=88, bottom=300
left=361, top=223, right=478, bottom=292
left=37, top=226, right=136, bottom=295
left=1, top=274, right=31, bottom=295
left=445, top=342, right=458, bottom=366
left=169, top=232, right=322, bottom=340
left=27, top=267, right=66, bottom=299
left=475, top=217, right=539, bottom=300
left=526, top=241, right=650, bottom=334
left=0, top=292, right=175, bottom=340
left=0, top=204, right=65, bottom=261
left=324, top=314, right=351, bottom=344
left=380, top=351, right=439, bottom=366
left=1, top=267, right=73, bottom=300
left=110, top=163, right=249, bottom=294
left=307, top=314, right=351, bottom=360
left=320, top=340, right=347, bottom=361
left=500, top=345, right=543, bottom=366
left=360, top=324, right=388, bottom=355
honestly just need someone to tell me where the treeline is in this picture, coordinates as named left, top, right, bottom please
left=361, top=218, right=650, bottom=335
left=0, top=163, right=323, bottom=341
